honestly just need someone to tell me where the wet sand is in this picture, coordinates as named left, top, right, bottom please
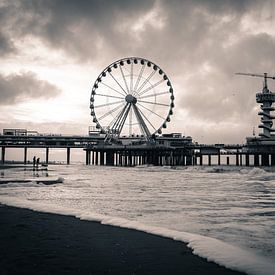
left=0, top=204, right=246, bottom=275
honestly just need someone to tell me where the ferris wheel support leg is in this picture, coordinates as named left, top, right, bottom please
left=132, top=105, right=151, bottom=141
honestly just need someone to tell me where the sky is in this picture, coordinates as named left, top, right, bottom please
left=1, top=0, right=275, bottom=144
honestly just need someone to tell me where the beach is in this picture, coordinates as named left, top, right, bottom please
left=0, top=204, right=246, bottom=275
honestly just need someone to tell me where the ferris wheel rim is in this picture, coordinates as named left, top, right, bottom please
left=90, top=57, right=175, bottom=138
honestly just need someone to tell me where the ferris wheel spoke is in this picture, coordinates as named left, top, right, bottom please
left=135, top=105, right=157, bottom=131
left=96, top=93, right=124, bottom=100
left=133, top=64, right=145, bottom=96
left=130, top=62, right=133, bottom=94
left=139, top=79, right=165, bottom=96
left=98, top=102, right=125, bottom=120
left=109, top=71, right=128, bottom=95
left=132, top=104, right=151, bottom=138
left=119, top=65, right=130, bottom=94
left=137, top=102, right=166, bottom=120
left=129, top=106, right=133, bottom=136
left=138, top=100, right=170, bottom=107
left=139, top=91, right=170, bottom=100
left=101, top=82, right=126, bottom=97
left=94, top=99, right=124, bottom=109
left=136, top=70, right=156, bottom=95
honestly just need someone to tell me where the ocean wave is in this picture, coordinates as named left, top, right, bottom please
left=0, top=196, right=274, bottom=275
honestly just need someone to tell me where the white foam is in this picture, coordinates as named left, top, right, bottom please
left=1, top=196, right=274, bottom=275
left=0, top=181, right=42, bottom=188
left=247, top=168, right=267, bottom=176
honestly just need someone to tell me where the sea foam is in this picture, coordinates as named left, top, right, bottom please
left=1, top=196, right=274, bottom=275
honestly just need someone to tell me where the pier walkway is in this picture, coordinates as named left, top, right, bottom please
left=1, top=134, right=275, bottom=167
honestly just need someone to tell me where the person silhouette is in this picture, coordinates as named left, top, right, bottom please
left=33, top=156, right=36, bottom=169
left=36, top=158, right=40, bottom=169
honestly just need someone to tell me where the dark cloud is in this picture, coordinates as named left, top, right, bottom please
left=0, top=0, right=270, bottom=67
left=1, top=0, right=275, bottom=141
left=0, top=72, right=61, bottom=105
left=0, top=31, right=15, bottom=55
left=0, top=0, right=155, bottom=61
left=0, top=0, right=258, bottom=61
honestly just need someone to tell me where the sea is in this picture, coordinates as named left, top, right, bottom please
left=0, top=164, right=275, bottom=275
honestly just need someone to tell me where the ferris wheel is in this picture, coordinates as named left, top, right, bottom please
left=90, top=57, right=174, bottom=140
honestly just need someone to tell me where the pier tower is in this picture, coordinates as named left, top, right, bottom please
left=236, top=73, right=275, bottom=138
left=256, top=74, right=275, bottom=138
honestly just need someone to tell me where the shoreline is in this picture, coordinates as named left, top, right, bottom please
left=0, top=204, right=246, bottom=275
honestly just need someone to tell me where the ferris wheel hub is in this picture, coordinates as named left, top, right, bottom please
left=125, top=94, right=137, bottom=104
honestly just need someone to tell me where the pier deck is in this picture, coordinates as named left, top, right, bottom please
left=1, top=134, right=275, bottom=167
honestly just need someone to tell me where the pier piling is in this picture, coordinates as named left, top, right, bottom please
left=67, top=147, right=71, bottom=165
left=254, top=154, right=259, bottom=166
left=46, top=147, right=49, bottom=165
left=261, top=154, right=269, bottom=166
left=1, top=147, right=5, bottom=164
left=245, top=154, right=249, bottom=166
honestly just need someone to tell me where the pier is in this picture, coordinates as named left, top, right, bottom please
left=0, top=133, right=103, bottom=165
left=1, top=132, right=275, bottom=167
left=1, top=61, right=275, bottom=168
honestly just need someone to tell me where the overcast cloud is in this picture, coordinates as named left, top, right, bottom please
left=0, top=0, right=275, bottom=143
left=0, top=72, right=60, bottom=105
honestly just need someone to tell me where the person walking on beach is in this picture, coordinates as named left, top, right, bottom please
left=33, top=156, right=36, bottom=169
left=36, top=158, right=40, bottom=169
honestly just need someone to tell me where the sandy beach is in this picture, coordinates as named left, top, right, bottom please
left=0, top=204, right=246, bottom=275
